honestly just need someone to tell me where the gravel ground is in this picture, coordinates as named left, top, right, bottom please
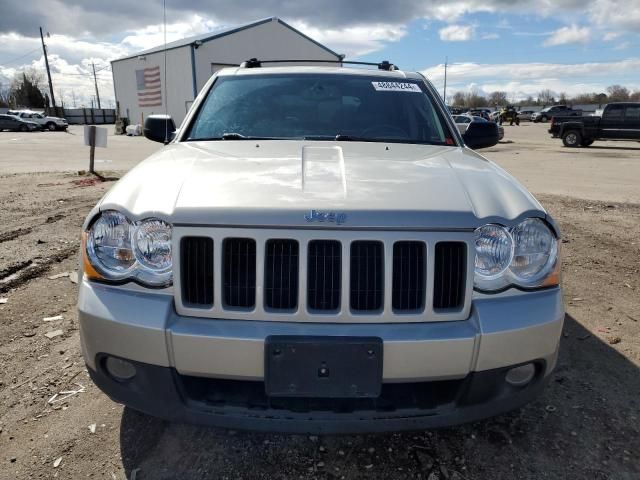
left=0, top=170, right=638, bottom=480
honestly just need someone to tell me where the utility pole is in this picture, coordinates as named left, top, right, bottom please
left=39, top=27, right=56, bottom=112
left=443, top=56, right=448, bottom=104
left=91, top=62, right=101, bottom=109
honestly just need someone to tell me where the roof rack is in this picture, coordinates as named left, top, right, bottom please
left=239, top=58, right=399, bottom=71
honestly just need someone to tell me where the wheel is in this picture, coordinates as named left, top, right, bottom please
left=46, top=122, right=56, bottom=131
left=20, top=124, right=28, bottom=132
left=541, top=116, right=548, bottom=123
left=562, top=130, right=582, bottom=147
left=581, top=139, right=594, bottom=147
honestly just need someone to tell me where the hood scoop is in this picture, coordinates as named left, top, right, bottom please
left=301, top=146, right=347, bottom=199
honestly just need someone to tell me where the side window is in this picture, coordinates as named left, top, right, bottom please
left=604, top=106, right=624, bottom=119
left=624, top=106, right=640, bottom=121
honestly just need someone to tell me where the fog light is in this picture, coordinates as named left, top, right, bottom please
left=105, top=357, right=136, bottom=381
left=505, top=363, right=535, bottom=387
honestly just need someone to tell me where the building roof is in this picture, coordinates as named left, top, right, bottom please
left=112, top=17, right=341, bottom=63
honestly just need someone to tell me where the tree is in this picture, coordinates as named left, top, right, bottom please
left=630, top=91, right=640, bottom=101
left=451, top=91, right=466, bottom=107
left=9, top=68, right=47, bottom=108
left=558, top=92, right=568, bottom=104
left=487, top=91, right=508, bottom=106
left=0, top=81, right=10, bottom=108
left=537, top=89, right=555, bottom=105
left=465, top=89, right=486, bottom=108
left=606, top=85, right=630, bottom=102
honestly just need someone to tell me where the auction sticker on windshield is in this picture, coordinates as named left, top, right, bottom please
left=371, top=81, right=421, bottom=92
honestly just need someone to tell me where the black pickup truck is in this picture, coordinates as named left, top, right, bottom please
left=549, top=102, right=640, bottom=147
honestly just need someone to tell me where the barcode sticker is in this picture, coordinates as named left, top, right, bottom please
left=371, top=81, right=422, bottom=92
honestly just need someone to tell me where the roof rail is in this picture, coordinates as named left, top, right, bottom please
left=238, top=59, right=399, bottom=71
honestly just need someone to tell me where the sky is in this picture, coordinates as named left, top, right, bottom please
left=0, top=0, right=639, bottom=108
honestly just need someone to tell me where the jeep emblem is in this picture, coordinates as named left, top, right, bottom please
left=304, top=209, right=347, bottom=225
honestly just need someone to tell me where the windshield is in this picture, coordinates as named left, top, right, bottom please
left=185, top=73, right=455, bottom=145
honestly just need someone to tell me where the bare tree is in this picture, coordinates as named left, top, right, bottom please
left=487, top=91, right=508, bottom=107
left=0, top=81, right=10, bottom=107
left=606, top=85, right=630, bottom=102
left=537, top=89, right=555, bottom=105
left=451, top=91, right=466, bottom=107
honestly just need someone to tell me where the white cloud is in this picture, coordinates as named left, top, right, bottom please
left=543, top=24, right=591, bottom=46
left=289, top=21, right=407, bottom=57
left=439, top=24, right=474, bottom=41
left=481, top=32, right=500, bottom=40
left=120, top=15, right=222, bottom=50
left=422, top=58, right=640, bottom=100
left=603, top=32, right=621, bottom=41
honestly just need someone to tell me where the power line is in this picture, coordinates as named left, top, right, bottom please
left=0, top=47, right=41, bottom=68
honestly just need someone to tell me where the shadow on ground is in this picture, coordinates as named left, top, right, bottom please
left=119, top=314, right=639, bottom=480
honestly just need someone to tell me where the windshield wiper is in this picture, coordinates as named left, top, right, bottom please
left=221, top=132, right=250, bottom=140
left=303, top=134, right=378, bottom=142
left=188, top=133, right=283, bottom=141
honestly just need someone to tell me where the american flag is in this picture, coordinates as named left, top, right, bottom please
left=136, top=66, right=162, bottom=107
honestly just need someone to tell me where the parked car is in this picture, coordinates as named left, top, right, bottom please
left=532, top=105, right=581, bottom=123
left=469, top=108, right=491, bottom=121
left=9, top=110, right=68, bottom=131
left=0, top=114, right=40, bottom=132
left=549, top=102, right=640, bottom=147
left=79, top=61, right=562, bottom=434
left=517, top=110, right=535, bottom=121
left=453, top=114, right=504, bottom=140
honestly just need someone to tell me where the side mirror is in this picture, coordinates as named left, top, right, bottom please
left=462, top=121, right=500, bottom=149
left=143, top=114, right=176, bottom=144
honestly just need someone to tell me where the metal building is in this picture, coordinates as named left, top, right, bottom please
left=111, top=17, right=341, bottom=126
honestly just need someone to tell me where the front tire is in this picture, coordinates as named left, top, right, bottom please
left=46, top=122, right=56, bottom=131
left=581, top=139, right=594, bottom=147
left=541, top=115, right=549, bottom=123
left=20, top=124, right=28, bottom=132
left=562, top=130, right=582, bottom=147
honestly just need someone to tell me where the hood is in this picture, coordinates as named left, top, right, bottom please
left=98, top=141, right=545, bottom=230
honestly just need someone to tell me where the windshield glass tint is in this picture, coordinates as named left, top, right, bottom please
left=186, top=74, right=453, bottom=145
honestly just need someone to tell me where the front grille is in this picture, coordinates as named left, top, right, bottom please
left=307, top=240, right=341, bottom=311
left=392, top=241, right=426, bottom=311
left=180, top=237, right=214, bottom=307
left=265, top=239, right=299, bottom=310
left=433, top=242, right=466, bottom=310
left=350, top=241, right=383, bottom=311
left=176, top=228, right=471, bottom=322
left=223, top=238, right=256, bottom=308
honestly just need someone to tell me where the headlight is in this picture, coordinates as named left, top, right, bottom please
left=474, top=218, right=560, bottom=292
left=510, top=218, right=558, bottom=286
left=86, top=211, right=135, bottom=279
left=84, top=211, right=172, bottom=287
left=474, top=224, right=514, bottom=291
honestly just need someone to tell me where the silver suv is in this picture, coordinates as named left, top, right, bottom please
left=78, top=62, right=563, bottom=434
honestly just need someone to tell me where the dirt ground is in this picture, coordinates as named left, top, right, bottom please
left=0, top=133, right=639, bottom=479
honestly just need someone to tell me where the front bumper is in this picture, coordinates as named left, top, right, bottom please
left=78, top=281, right=564, bottom=433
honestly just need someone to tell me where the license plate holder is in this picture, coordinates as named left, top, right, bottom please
left=265, top=336, right=383, bottom=398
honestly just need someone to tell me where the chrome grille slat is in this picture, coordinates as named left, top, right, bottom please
left=180, top=237, right=213, bottom=307
left=350, top=241, right=383, bottom=311
left=307, top=240, right=341, bottom=311
left=392, top=241, right=425, bottom=311
left=265, top=239, right=299, bottom=310
left=223, top=238, right=256, bottom=308
left=174, top=228, right=473, bottom=323
left=433, top=242, right=466, bottom=310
